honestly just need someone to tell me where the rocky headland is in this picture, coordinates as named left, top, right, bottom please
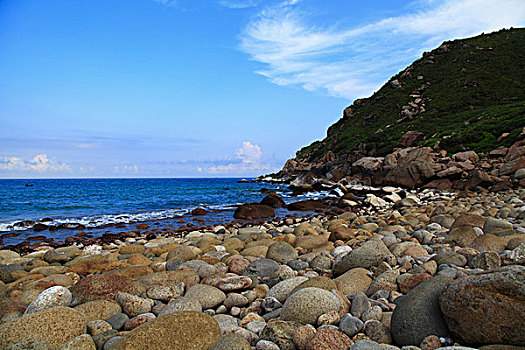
left=257, top=28, right=525, bottom=194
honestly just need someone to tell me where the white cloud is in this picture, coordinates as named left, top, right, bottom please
left=203, top=141, right=273, bottom=174
left=219, top=0, right=259, bottom=9
left=240, top=0, right=525, bottom=99
left=0, top=154, right=70, bottom=173
left=114, top=165, right=139, bottom=174
left=155, top=0, right=177, bottom=6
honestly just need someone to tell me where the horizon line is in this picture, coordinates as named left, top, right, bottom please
left=0, top=176, right=261, bottom=180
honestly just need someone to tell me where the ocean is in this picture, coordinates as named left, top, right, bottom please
left=0, top=178, right=327, bottom=247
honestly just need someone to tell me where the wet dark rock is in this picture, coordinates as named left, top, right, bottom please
left=391, top=274, right=454, bottom=346
left=234, top=204, right=275, bottom=220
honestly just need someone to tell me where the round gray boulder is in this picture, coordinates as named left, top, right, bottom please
left=185, top=284, right=226, bottom=309
left=280, top=287, right=340, bottom=324
left=390, top=274, right=454, bottom=346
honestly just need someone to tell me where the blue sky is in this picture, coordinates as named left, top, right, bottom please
left=1, top=0, right=524, bottom=178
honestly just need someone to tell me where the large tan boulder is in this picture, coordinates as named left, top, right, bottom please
left=0, top=307, right=85, bottom=349
left=112, top=311, right=221, bottom=350
left=334, top=268, right=372, bottom=296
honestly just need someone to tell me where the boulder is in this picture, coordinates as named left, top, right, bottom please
left=281, top=287, right=340, bottom=324
left=0, top=307, right=85, bottom=350
left=24, top=286, right=72, bottom=315
left=295, top=235, right=328, bottom=251
left=451, top=213, right=486, bottom=228
left=74, top=300, right=122, bottom=322
left=135, top=270, right=199, bottom=285
left=166, top=246, right=197, bottom=261
left=243, top=259, right=279, bottom=281
left=398, top=131, right=424, bottom=148
left=439, top=266, right=525, bottom=346
left=56, top=334, right=96, bottom=350
left=266, top=277, right=308, bottom=303
left=334, top=268, right=373, bottom=296
left=210, top=333, right=251, bottom=350
left=266, top=241, right=298, bottom=264
left=445, top=226, right=479, bottom=247
left=260, top=193, right=286, bottom=208
left=70, top=274, right=144, bottom=303
left=234, top=204, right=275, bottom=220
left=333, top=240, right=392, bottom=275
left=307, top=327, right=353, bottom=350
left=384, top=147, right=436, bottom=188
left=112, top=311, right=221, bottom=350
left=259, top=319, right=302, bottom=350
left=287, top=200, right=326, bottom=211
left=390, top=274, right=454, bottom=346
left=185, top=284, right=226, bottom=309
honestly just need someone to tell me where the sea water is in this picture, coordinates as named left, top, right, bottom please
left=0, top=178, right=328, bottom=246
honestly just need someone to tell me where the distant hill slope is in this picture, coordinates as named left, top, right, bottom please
left=296, top=28, right=525, bottom=165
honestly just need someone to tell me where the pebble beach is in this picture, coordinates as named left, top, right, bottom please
left=0, top=184, right=524, bottom=350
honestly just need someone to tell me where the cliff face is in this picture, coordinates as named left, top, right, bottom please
left=263, top=28, right=525, bottom=190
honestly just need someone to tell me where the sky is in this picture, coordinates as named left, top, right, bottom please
left=1, top=0, right=524, bottom=178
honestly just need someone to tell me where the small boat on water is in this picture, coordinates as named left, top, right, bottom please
left=25, top=183, right=34, bottom=187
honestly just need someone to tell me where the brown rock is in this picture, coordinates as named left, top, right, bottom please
left=440, top=266, right=525, bottom=346
left=451, top=213, right=486, bottom=228
left=260, top=192, right=286, bottom=208
left=398, top=131, right=424, bottom=148
left=294, top=235, right=328, bottom=250
left=293, top=325, right=315, bottom=350
left=112, top=311, right=221, bottom=350
left=422, top=179, right=454, bottom=191
left=287, top=200, right=326, bottom=211
left=291, top=276, right=337, bottom=295
left=397, top=273, right=432, bottom=294
left=365, top=319, right=392, bottom=344
left=135, top=269, right=199, bottom=285
left=70, top=274, right=145, bottom=303
left=67, top=254, right=117, bottom=275
left=227, top=255, right=250, bottom=275
left=166, top=246, right=197, bottom=261
left=260, top=319, right=302, bottom=350
left=119, top=245, right=145, bottom=255
left=74, top=300, right=122, bottom=322
left=0, top=307, right=85, bottom=350
left=445, top=226, right=479, bottom=247
left=306, top=327, right=353, bottom=350
left=420, top=335, right=442, bottom=350
left=107, top=265, right=153, bottom=278
left=233, top=204, right=275, bottom=220
left=499, top=156, right=525, bottom=176
left=191, top=207, right=207, bottom=216
left=453, top=151, right=479, bottom=163
left=469, top=234, right=508, bottom=253
left=385, top=147, right=436, bottom=188
left=334, top=268, right=372, bottom=296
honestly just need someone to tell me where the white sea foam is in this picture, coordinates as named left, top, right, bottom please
left=0, top=208, right=191, bottom=232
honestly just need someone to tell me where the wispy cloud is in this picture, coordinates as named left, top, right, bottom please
left=114, top=165, right=139, bottom=174
left=0, top=154, right=70, bottom=173
left=155, top=0, right=178, bottom=7
left=219, top=0, right=260, bottom=9
left=240, top=0, right=525, bottom=99
left=200, top=141, right=275, bottom=175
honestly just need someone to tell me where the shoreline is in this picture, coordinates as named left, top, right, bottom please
left=0, top=184, right=523, bottom=349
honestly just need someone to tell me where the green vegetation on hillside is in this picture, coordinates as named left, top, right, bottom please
left=297, top=28, right=525, bottom=162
